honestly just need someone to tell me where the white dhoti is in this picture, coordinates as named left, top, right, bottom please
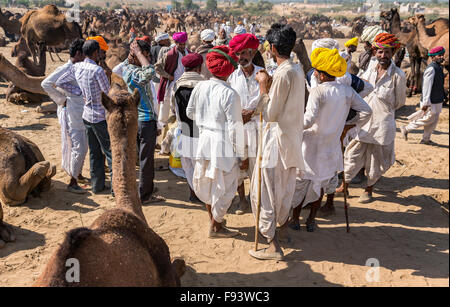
left=291, top=174, right=338, bottom=208
left=193, top=159, right=239, bottom=223
left=238, top=120, right=259, bottom=186
left=344, top=139, right=395, bottom=187
left=57, top=106, right=88, bottom=179
left=405, top=103, right=442, bottom=142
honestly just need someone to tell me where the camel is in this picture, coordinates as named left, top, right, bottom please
left=34, top=78, right=185, bottom=287
left=0, top=127, right=56, bottom=248
left=381, top=8, right=427, bottom=96
left=411, top=15, right=449, bottom=68
left=0, top=9, right=21, bottom=42
left=20, top=5, right=81, bottom=64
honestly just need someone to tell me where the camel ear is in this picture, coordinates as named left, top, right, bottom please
left=131, top=88, right=140, bottom=107
left=101, top=92, right=114, bottom=112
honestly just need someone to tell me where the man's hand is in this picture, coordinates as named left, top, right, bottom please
left=130, top=41, right=142, bottom=56
left=240, top=158, right=249, bottom=171
left=422, top=105, right=429, bottom=112
left=242, top=109, right=255, bottom=124
left=168, top=75, right=175, bottom=81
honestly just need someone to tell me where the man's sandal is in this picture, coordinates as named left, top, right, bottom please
left=249, top=248, right=284, bottom=261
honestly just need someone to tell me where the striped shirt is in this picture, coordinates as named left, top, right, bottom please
left=56, top=58, right=110, bottom=123
left=122, top=59, right=157, bottom=122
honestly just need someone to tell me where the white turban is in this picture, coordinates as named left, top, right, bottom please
left=201, top=29, right=215, bottom=42
left=234, top=25, right=246, bottom=35
left=226, top=21, right=230, bottom=26
left=311, top=38, right=340, bottom=53
left=155, top=33, right=170, bottom=43
left=360, top=25, right=386, bottom=43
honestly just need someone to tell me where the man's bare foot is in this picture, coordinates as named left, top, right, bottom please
left=335, top=183, right=349, bottom=196
left=208, top=224, right=241, bottom=238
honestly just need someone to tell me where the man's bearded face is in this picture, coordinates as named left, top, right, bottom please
left=236, top=48, right=255, bottom=68
left=433, top=54, right=445, bottom=64
left=376, top=47, right=394, bottom=66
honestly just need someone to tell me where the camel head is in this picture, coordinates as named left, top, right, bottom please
left=101, top=86, right=140, bottom=143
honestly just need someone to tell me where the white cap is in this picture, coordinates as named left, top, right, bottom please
left=311, top=38, right=340, bottom=52
left=201, top=29, right=215, bottom=42
left=155, top=33, right=170, bottom=43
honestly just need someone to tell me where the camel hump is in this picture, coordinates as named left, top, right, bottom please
left=19, top=10, right=36, bottom=33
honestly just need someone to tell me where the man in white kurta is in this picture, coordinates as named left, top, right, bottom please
left=228, top=33, right=263, bottom=215
left=289, top=47, right=372, bottom=232
left=249, top=24, right=305, bottom=260
left=401, top=47, right=446, bottom=145
left=187, top=46, right=245, bottom=239
left=41, top=39, right=89, bottom=194
left=342, top=33, right=406, bottom=204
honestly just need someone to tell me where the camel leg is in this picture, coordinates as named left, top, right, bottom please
left=48, top=50, right=56, bottom=62
left=5, top=161, right=55, bottom=207
left=408, top=59, right=415, bottom=97
left=0, top=206, right=16, bottom=247
left=56, top=52, right=64, bottom=62
left=414, top=57, right=422, bottom=95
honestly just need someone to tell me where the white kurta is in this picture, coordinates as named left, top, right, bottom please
left=187, top=78, right=245, bottom=222
left=41, top=60, right=87, bottom=178
left=251, top=59, right=306, bottom=242
left=344, top=61, right=406, bottom=185
left=405, top=65, right=443, bottom=141
left=292, top=81, right=372, bottom=207
left=228, top=64, right=263, bottom=185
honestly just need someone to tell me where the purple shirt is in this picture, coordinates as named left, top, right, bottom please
left=56, top=58, right=110, bottom=123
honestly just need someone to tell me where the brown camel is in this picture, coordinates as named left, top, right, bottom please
left=381, top=8, right=427, bottom=96
left=34, top=79, right=185, bottom=286
left=0, top=127, right=56, bottom=248
left=411, top=15, right=449, bottom=68
left=0, top=9, right=21, bottom=41
left=20, top=5, right=80, bottom=64
left=0, top=53, right=47, bottom=96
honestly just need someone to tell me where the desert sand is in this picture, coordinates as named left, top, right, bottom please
left=0, top=39, right=448, bottom=287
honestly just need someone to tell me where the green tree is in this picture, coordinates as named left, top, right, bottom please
left=206, top=0, right=217, bottom=10
left=236, top=0, right=245, bottom=7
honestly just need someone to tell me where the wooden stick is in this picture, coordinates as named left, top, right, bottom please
left=255, top=112, right=263, bottom=251
left=340, top=140, right=350, bottom=233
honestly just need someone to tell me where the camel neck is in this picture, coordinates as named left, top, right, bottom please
left=110, top=126, right=146, bottom=222
left=391, top=13, right=402, bottom=34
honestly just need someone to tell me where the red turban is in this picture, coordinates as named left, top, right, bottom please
left=372, top=33, right=401, bottom=51
left=229, top=33, right=260, bottom=53
left=206, top=46, right=238, bottom=78
left=136, top=36, right=152, bottom=44
left=182, top=53, right=203, bottom=68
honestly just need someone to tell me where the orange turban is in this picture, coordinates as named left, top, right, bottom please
left=87, top=36, right=109, bottom=51
left=372, top=33, right=401, bottom=51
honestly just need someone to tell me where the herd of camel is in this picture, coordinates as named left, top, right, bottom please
left=0, top=4, right=448, bottom=286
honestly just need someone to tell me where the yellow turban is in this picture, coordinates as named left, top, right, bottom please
left=345, top=37, right=359, bottom=48
left=87, top=36, right=109, bottom=51
left=263, top=40, right=270, bottom=51
left=311, top=47, right=347, bottom=78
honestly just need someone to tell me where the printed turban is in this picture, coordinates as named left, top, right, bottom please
left=206, top=46, right=238, bottom=78
left=360, top=25, right=385, bottom=43
left=372, top=33, right=401, bottom=51
left=173, top=32, right=188, bottom=43
left=155, top=33, right=170, bottom=42
left=201, top=29, right=215, bottom=42
left=182, top=53, right=204, bottom=68
left=136, top=36, right=152, bottom=44
left=311, top=38, right=339, bottom=53
left=87, top=36, right=109, bottom=51
left=345, top=37, right=359, bottom=48
left=229, top=33, right=259, bottom=53
left=311, top=47, right=347, bottom=78
left=428, top=46, right=445, bottom=56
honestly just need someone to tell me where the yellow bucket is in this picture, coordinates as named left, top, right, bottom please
left=169, top=154, right=182, bottom=169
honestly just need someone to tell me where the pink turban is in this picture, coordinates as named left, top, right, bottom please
left=173, top=32, right=188, bottom=43
left=206, top=46, right=238, bottom=78
left=229, top=33, right=260, bottom=53
left=428, top=46, right=445, bottom=56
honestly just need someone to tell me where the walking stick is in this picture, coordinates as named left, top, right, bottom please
left=340, top=133, right=350, bottom=233
left=255, top=111, right=263, bottom=251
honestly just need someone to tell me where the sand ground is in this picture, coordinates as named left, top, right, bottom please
left=0, top=39, right=448, bottom=287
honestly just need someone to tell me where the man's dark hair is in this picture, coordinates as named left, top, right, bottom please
left=88, top=31, right=97, bottom=36
left=69, top=39, right=85, bottom=58
left=83, top=40, right=100, bottom=57
left=185, top=65, right=201, bottom=72
left=317, top=70, right=335, bottom=80
left=136, top=40, right=151, bottom=54
left=266, top=23, right=296, bottom=58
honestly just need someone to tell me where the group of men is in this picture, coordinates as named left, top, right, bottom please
left=42, top=21, right=446, bottom=261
